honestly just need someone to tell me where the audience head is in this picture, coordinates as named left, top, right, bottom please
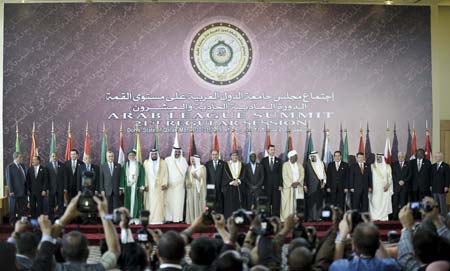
left=250, top=265, right=270, bottom=271
left=352, top=223, right=380, bottom=258
left=287, top=247, right=313, bottom=271
left=61, top=231, right=90, bottom=262
left=413, top=229, right=450, bottom=264
left=0, top=241, right=16, bottom=271
left=17, top=232, right=40, bottom=258
left=189, top=236, right=217, bottom=266
left=157, top=231, right=185, bottom=264
left=288, top=237, right=313, bottom=255
left=216, top=250, right=244, bottom=271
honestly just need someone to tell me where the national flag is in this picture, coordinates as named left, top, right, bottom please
left=173, top=126, right=181, bottom=149
left=410, top=126, right=417, bottom=159
left=15, top=122, right=21, bottom=153
left=212, top=127, right=220, bottom=158
left=29, top=122, right=38, bottom=166
left=303, top=128, right=314, bottom=165
left=406, top=123, right=412, bottom=161
left=391, top=123, right=399, bottom=162
left=100, top=123, right=108, bottom=165
left=365, top=123, right=373, bottom=164
left=245, top=128, right=253, bottom=164
left=49, top=121, right=56, bottom=161
left=424, top=122, right=432, bottom=161
left=264, top=127, right=271, bottom=157
left=64, top=122, right=73, bottom=161
left=134, top=126, right=142, bottom=163
left=231, top=128, right=238, bottom=152
left=343, top=129, right=349, bottom=163
left=322, top=128, right=332, bottom=166
left=83, top=122, right=91, bottom=161
left=384, top=125, right=392, bottom=164
left=284, top=127, right=294, bottom=161
left=118, top=122, right=125, bottom=166
left=188, top=128, right=197, bottom=164
left=358, top=128, right=365, bottom=155
left=339, top=123, right=344, bottom=154
left=153, top=125, right=160, bottom=152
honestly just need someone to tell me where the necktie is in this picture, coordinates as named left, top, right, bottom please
left=418, top=160, right=422, bottom=171
left=17, top=164, right=25, bottom=178
left=87, top=165, right=91, bottom=172
left=72, top=161, right=76, bottom=174
left=336, top=162, right=339, bottom=171
left=35, top=167, right=38, bottom=178
left=110, top=163, right=114, bottom=175
left=400, top=162, right=403, bottom=168
left=360, top=163, right=364, bottom=174
left=214, top=161, right=217, bottom=170
left=54, top=162, right=58, bottom=174
left=270, top=158, right=274, bottom=171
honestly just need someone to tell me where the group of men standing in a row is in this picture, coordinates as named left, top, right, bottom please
left=5, top=144, right=449, bottom=225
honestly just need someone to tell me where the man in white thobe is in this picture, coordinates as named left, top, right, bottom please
left=143, top=149, right=168, bottom=224
left=281, top=150, right=305, bottom=222
left=164, top=147, right=188, bottom=223
left=369, top=153, right=393, bottom=221
left=185, top=155, right=206, bottom=224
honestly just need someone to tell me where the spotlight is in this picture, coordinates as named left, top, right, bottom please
left=385, top=0, right=394, bottom=5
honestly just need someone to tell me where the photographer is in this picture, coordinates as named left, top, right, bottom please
left=32, top=193, right=121, bottom=270
left=398, top=197, right=450, bottom=271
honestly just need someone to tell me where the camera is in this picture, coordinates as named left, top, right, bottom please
left=410, top=201, right=435, bottom=213
left=137, top=210, right=153, bottom=244
left=349, top=209, right=364, bottom=233
left=320, top=206, right=332, bottom=221
left=256, top=196, right=274, bottom=236
left=77, top=172, right=97, bottom=218
left=203, top=184, right=216, bottom=225
left=232, top=209, right=252, bottom=226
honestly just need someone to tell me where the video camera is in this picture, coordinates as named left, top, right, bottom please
left=256, top=196, right=274, bottom=236
left=203, top=184, right=216, bottom=225
left=137, top=210, right=154, bottom=244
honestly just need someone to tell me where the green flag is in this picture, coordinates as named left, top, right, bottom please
left=303, top=129, right=314, bottom=165
left=49, top=121, right=56, bottom=160
left=15, top=122, right=21, bottom=153
left=100, top=124, right=108, bottom=165
left=343, top=130, right=349, bottom=163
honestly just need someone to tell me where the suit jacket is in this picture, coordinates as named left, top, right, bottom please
left=205, top=159, right=225, bottom=191
left=349, top=162, right=372, bottom=193
left=26, top=165, right=49, bottom=195
left=64, top=159, right=85, bottom=192
left=431, top=162, right=450, bottom=193
left=245, top=162, right=264, bottom=193
left=78, top=163, right=100, bottom=191
left=100, top=162, right=122, bottom=196
left=5, top=162, right=27, bottom=197
left=410, top=158, right=432, bottom=192
left=47, top=161, right=67, bottom=193
left=261, top=156, right=283, bottom=190
left=392, top=161, right=412, bottom=193
left=326, top=161, right=349, bottom=192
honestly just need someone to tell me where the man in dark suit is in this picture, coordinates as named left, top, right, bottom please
left=78, top=154, right=100, bottom=193
left=349, top=152, right=372, bottom=212
left=431, top=152, right=449, bottom=216
left=391, top=152, right=411, bottom=219
left=5, top=152, right=27, bottom=224
left=205, top=149, right=225, bottom=213
left=326, top=150, right=349, bottom=211
left=261, top=144, right=283, bottom=216
left=64, top=149, right=84, bottom=201
left=244, top=152, right=264, bottom=210
left=410, top=148, right=432, bottom=201
left=100, top=151, right=122, bottom=213
left=47, top=152, right=67, bottom=221
left=26, top=156, right=49, bottom=218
